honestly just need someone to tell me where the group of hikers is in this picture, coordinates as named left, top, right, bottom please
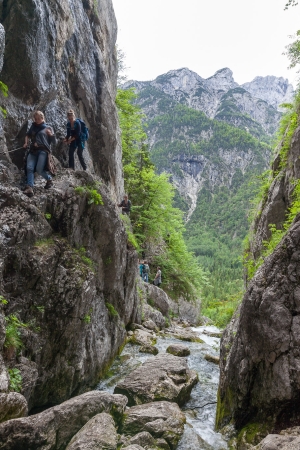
left=22, top=110, right=133, bottom=218
left=22, top=109, right=88, bottom=197
left=139, top=260, right=162, bottom=287
left=22, top=111, right=162, bottom=287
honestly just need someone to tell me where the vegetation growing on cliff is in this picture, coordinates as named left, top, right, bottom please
left=244, top=87, right=300, bottom=280
left=116, top=88, right=208, bottom=301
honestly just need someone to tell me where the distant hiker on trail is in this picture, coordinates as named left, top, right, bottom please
left=63, top=109, right=87, bottom=171
left=142, top=260, right=150, bottom=283
left=23, top=110, right=56, bottom=197
left=118, top=195, right=131, bottom=215
left=153, top=267, right=162, bottom=287
left=139, top=260, right=144, bottom=278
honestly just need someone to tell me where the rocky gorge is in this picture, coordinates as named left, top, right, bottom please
left=1, top=0, right=300, bottom=449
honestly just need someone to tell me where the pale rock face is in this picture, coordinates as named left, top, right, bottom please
left=153, top=67, right=205, bottom=95
left=170, top=149, right=258, bottom=220
left=242, top=75, right=294, bottom=110
left=0, top=24, right=5, bottom=73
left=204, top=67, right=238, bottom=92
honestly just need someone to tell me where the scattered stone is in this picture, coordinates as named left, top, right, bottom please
left=204, top=354, right=220, bottom=364
left=156, top=438, right=170, bottom=449
left=130, top=329, right=157, bottom=347
left=0, top=391, right=127, bottom=450
left=0, top=393, right=28, bottom=423
left=125, top=431, right=156, bottom=448
left=121, top=401, right=185, bottom=450
left=122, top=446, right=144, bottom=450
left=128, top=331, right=134, bottom=336
left=114, top=353, right=197, bottom=406
left=203, top=330, right=223, bottom=338
left=167, top=327, right=204, bottom=343
left=166, top=344, right=190, bottom=357
left=66, top=412, right=118, bottom=449
left=139, top=345, right=159, bottom=355
left=142, top=320, right=158, bottom=332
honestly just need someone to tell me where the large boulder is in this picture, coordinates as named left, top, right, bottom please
left=165, top=325, right=204, bottom=343
left=121, top=401, right=185, bottom=450
left=0, top=392, right=28, bottom=423
left=130, top=329, right=157, bottom=347
left=114, top=353, right=198, bottom=406
left=0, top=391, right=127, bottom=450
left=66, top=412, right=118, bottom=450
left=121, top=432, right=170, bottom=450
left=145, top=285, right=170, bottom=316
left=166, top=344, right=190, bottom=357
left=168, top=298, right=201, bottom=326
left=143, top=304, right=166, bottom=330
left=255, top=433, right=300, bottom=450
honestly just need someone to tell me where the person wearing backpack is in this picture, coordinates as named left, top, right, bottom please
left=142, top=260, right=150, bottom=283
left=63, top=109, right=88, bottom=171
left=23, top=110, right=56, bottom=197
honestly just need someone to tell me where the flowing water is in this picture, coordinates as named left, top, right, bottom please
left=97, top=325, right=228, bottom=450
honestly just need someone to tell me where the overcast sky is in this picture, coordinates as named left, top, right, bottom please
left=112, top=0, right=300, bottom=86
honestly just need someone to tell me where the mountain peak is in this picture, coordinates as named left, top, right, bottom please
left=242, top=75, right=294, bottom=109
left=205, top=67, right=238, bottom=91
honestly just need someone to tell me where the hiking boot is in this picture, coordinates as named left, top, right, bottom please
left=44, top=179, right=53, bottom=189
left=23, top=185, right=34, bottom=197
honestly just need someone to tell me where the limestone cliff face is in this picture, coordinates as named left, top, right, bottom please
left=0, top=0, right=142, bottom=414
left=242, top=75, right=294, bottom=110
left=0, top=167, right=140, bottom=412
left=217, top=122, right=300, bottom=443
left=0, top=0, right=123, bottom=200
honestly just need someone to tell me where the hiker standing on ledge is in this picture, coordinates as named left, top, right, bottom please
left=63, top=109, right=87, bottom=171
left=23, top=110, right=56, bottom=197
left=118, top=195, right=131, bottom=215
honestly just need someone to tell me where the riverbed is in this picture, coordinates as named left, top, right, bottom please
left=97, top=325, right=228, bottom=450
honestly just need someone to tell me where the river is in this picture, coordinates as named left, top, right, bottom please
left=97, top=325, right=228, bottom=450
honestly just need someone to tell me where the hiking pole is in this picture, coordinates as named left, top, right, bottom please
left=0, top=146, right=26, bottom=155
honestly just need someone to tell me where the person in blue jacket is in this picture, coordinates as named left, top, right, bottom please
left=63, top=109, right=87, bottom=171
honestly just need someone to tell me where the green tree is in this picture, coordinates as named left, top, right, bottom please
left=116, top=88, right=207, bottom=301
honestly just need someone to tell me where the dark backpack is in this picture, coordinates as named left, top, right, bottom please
left=143, top=264, right=150, bottom=274
left=77, top=119, right=89, bottom=141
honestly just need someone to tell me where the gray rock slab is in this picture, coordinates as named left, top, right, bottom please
left=142, top=320, right=158, bottom=332
left=0, top=391, right=127, bottom=450
left=131, top=329, right=156, bottom=347
left=204, top=354, right=220, bottom=364
left=124, top=431, right=155, bottom=448
left=0, top=392, right=28, bottom=423
left=114, top=353, right=197, bottom=406
left=166, top=344, right=190, bottom=357
left=66, top=412, right=118, bottom=449
left=165, top=326, right=204, bottom=343
left=145, top=285, right=170, bottom=316
left=139, top=345, right=159, bottom=355
left=143, top=304, right=166, bottom=330
left=121, top=401, right=185, bottom=450
left=121, top=446, right=145, bottom=450
left=255, top=433, right=300, bottom=449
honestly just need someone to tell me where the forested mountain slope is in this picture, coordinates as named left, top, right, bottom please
left=125, top=68, right=294, bottom=318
